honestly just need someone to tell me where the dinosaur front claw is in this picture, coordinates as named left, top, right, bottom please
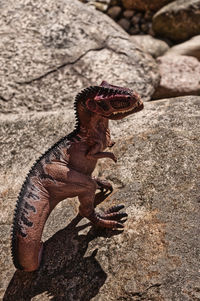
left=94, top=178, right=113, bottom=192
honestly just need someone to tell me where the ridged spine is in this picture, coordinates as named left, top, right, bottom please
left=10, top=85, right=100, bottom=269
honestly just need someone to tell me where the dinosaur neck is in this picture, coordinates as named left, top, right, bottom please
left=75, top=101, right=109, bottom=138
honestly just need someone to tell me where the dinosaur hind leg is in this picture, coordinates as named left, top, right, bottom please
left=78, top=185, right=127, bottom=229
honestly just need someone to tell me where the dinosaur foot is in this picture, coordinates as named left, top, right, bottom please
left=89, top=204, right=127, bottom=229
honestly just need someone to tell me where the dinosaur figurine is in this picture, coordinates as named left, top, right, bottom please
left=11, top=81, right=143, bottom=272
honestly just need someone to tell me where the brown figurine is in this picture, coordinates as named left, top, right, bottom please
left=11, top=81, right=143, bottom=271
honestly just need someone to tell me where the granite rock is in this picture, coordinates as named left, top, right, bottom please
left=153, top=0, right=200, bottom=42
left=152, top=55, right=200, bottom=99
left=1, top=96, right=200, bottom=300
left=0, top=0, right=159, bottom=114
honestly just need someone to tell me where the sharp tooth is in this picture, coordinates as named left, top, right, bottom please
left=112, top=106, right=135, bottom=115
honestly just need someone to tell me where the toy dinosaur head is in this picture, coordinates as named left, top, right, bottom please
left=85, top=81, right=143, bottom=120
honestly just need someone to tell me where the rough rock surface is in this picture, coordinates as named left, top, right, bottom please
left=130, top=35, right=169, bottom=58
left=1, top=96, right=200, bottom=300
left=152, top=0, right=200, bottom=42
left=166, top=35, right=200, bottom=61
left=152, top=55, right=200, bottom=99
left=121, top=0, right=174, bottom=11
left=0, top=0, right=159, bottom=114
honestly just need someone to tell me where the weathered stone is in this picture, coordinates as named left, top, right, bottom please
left=1, top=96, right=200, bottom=300
left=153, top=0, right=200, bottom=42
left=152, top=55, right=200, bottom=99
left=107, top=5, right=122, bottom=19
left=121, top=0, right=174, bottom=11
left=166, top=35, right=200, bottom=61
left=130, top=35, right=169, bottom=58
left=0, top=0, right=159, bottom=114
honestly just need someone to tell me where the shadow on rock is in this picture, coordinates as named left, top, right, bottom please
left=4, top=214, right=122, bottom=301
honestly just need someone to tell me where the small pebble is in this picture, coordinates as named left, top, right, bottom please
left=107, top=6, right=122, bottom=19
left=123, top=10, right=134, bottom=19
left=118, top=18, right=131, bottom=31
left=94, top=2, right=108, bottom=11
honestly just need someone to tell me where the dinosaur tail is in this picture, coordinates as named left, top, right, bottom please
left=11, top=181, right=50, bottom=272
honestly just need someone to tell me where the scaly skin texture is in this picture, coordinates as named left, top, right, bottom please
left=11, top=81, right=143, bottom=272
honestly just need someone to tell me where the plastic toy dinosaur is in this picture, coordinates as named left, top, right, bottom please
left=11, top=81, right=143, bottom=271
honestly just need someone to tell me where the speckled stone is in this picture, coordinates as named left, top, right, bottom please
left=152, top=54, right=200, bottom=99
left=0, top=0, right=159, bottom=114
left=1, top=96, right=200, bottom=300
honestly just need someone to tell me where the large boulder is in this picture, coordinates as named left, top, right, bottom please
left=0, top=0, right=159, bottom=114
left=152, top=55, right=200, bottom=99
left=1, top=96, right=200, bottom=300
left=152, top=0, right=200, bottom=42
left=121, top=0, right=174, bottom=11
